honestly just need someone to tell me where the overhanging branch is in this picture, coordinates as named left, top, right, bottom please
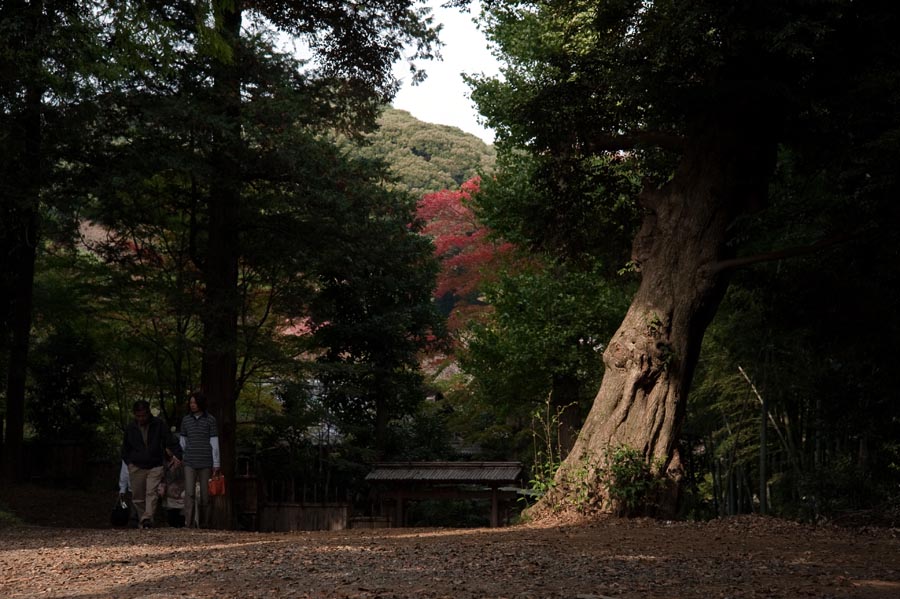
left=578, top=131, right=685, bottom=154
left=710, top=230, right=861, bottom=274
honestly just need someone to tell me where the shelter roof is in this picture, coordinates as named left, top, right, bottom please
left=365, top=461, right=522, bottom=485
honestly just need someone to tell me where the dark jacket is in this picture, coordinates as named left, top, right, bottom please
left=121, top=416, right=180, bottom=469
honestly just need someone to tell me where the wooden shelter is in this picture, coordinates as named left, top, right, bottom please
left=365, top=461, right=523, bottom=528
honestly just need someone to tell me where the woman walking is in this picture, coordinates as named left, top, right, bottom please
left=180, top=391, right=220, bottom=528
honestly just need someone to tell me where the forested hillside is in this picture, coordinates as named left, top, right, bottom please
left=359, top=108, right=495, bottom=196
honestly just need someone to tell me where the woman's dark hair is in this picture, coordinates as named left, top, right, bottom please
left=188, top=390, right=207, bottom=412
left=132, top=399, right=150, bottom=413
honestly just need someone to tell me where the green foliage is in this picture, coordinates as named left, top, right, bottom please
left=523, top=396, right=564, bottom=503
left=531, top=445, right=666, bottom=516
left=74, top=3, right=449, bottom=455
left=0, top=1, right=142, bottom=477
left=246, top=380, right=372, bottom=504
left=794, top=457, right=887, bottom=523
left=26, top=325, right=100, bottom=442
left=308, top=175, right=446, bottom=447
left=527, top=457, right=559, bottom=502
left=602, top=446, right=666, bottom=518
left=349, top=108, right=496, bottom=197
left=441, top=366, right=535, bottom=465
left=459, top=258, right=630, bottom=453
left=382, top=398, right=456, bottom=461
left=547, top=445, right=666, bottom=517
left=528, top=445, right=665, bottom=517
left=566, top=451, right=599, bottom=513
left=688, top=144, right=900, bottom=519
left=0, top=1, right=453, bottom=483
left=246, top=382, right=459, bottom=506
left=473, top=149, right=641, bottom=267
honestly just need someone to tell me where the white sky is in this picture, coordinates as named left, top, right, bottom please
left=392, top=1, right=501, bottom=145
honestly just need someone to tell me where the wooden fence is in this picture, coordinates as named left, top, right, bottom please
left=258, top=502, right=348, bottom=532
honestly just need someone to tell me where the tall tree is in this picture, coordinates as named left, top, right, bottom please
left=0, top=0, right=42, bottom=480
left=0, top=0, right=110, bottom=479
left=200, top=1, right=438, bottom=526
left=469, top=0, right=900, bottom=515
left=310, top=166, right=445, bottom=455
left=205, top=2, right=437, bottom=526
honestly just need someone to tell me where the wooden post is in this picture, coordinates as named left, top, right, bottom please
left=491, top=486, right=499, bottom=528
left=394, top=491, right=404, bottom=527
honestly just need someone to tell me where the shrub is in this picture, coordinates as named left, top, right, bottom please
left=604, top=445, right=666, bottom=517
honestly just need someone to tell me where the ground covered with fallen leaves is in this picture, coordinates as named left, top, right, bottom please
left=2, top=484, right=900, bottom=598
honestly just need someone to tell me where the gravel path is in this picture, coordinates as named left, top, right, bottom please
left=2, top=516, right=899, bottom=598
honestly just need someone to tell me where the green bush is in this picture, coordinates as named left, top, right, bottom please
left=604, top=445, right=666, bottom=517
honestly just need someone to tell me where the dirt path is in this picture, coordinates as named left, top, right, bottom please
left=2, top=515, right=899, bottom=599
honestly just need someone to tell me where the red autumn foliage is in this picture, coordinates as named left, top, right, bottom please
left=417, top=178, right=515, bottom=310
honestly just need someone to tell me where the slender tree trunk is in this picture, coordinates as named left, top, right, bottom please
left=201, top=2, right=242, bottom=528
left=533, top=109, right=779, bottom=518
left=814, top=396, right=824, bottom=471
left=373, top=364, right=400, bottom=458
left=375, top=391, right=389, bottom=459
left=711, top=450, right=721, bottom=516
left=3, top=206, right=36, bottom=482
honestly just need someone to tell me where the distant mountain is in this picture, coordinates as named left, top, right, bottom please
left=357, top=108, right=496, bottom=197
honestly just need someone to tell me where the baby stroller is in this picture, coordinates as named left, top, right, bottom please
left=162, top=460, right=202, bottom=528
left=162, top=460, right=187, bottom=527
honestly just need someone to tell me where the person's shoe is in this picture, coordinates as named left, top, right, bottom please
left=140, top=519, right=153, bottom=529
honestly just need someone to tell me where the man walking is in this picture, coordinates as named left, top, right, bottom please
left=180, top=391, right=220, bottom=528
left=121, top=400, right=181, bottom=528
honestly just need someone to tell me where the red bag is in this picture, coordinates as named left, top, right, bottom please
left=208, top=474, right=226, bottom=496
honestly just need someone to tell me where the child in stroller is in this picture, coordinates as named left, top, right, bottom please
left=162, top=459, right=189, bottom=527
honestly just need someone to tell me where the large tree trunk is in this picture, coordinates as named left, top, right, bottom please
left=534, top=110, right=778, bottom=518
left=201, top=3, right=242, bottom=529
